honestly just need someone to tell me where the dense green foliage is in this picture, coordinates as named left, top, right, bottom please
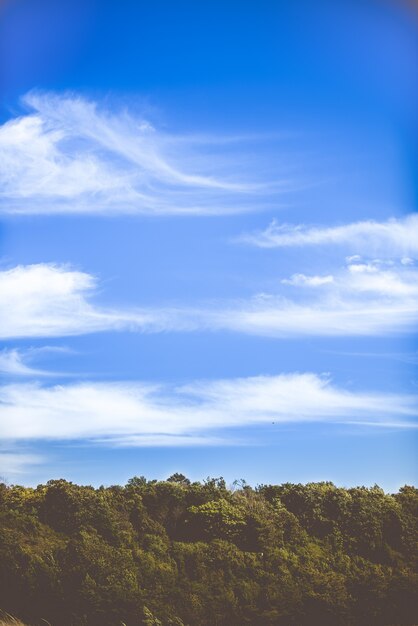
left=0, top=476, right=417, bottom=625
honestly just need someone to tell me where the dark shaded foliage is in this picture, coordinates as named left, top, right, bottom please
left=0, top=478, right=416, bottom=625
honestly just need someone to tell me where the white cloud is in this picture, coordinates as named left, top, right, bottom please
left=0, top=348, right=46, bottom=376
left=0, top=263, right=160, bottom=339
left=0, top=92, right=276, bottom=216
left=2, top=261, right=418, bottom=340
left=94, top=434, right=227, bottom=447
left=0, top=347, right=71, bottom=376
left=200, top=299, right=417, bottom=337
left=344, top=262, right=418, bottom=297
left=0, top=451, right=44, bottom=478
left=202, top=261, right=418, bottom=337
left=283, top=260, right=418, bottom=299
left=281, top=274, right=334, bottom=287
left=0, top=374, right=415, bottom=447
left=239, top=214, right=418, bottom=257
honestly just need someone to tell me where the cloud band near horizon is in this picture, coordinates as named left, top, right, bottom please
left=0, top=373, right=416, bottom=450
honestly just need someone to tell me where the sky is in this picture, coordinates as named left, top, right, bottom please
left=0, top=0, right=417, bottom=491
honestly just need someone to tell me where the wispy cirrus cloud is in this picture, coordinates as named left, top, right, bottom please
left=231, top=215, right=418, bottom=336
left=0, top=373, right=416, bottom=448
left=205, top=260, right=418, bottom=337
left=1, top=261, right=418, bottom=339
left=0, top=347, right=71, bottom=376
left=0, top=348, right=48, bottom=376
left=282, top=260, right=418, bottom=298
left=0, top=92, right=283, bottom=216
left=238, top=214, right=418, bottom=257
left=0, top=451, right=44, bottom=478
left=281, top=274, right=334, bottom=287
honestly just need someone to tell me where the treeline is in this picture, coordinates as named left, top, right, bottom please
left=0, top=475, right=417, bottom=626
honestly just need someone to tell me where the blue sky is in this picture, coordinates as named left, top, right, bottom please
left=0, top=0, right=417, bottom=490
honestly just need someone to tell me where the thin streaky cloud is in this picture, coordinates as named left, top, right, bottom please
left=0, top=92, right=286, bottom=216
left=0, top=374, right=416, bottom=447
left=94, top=434, right=228, bottom=447
left=322, top=350, right=418, bottom=365
left=0, top=347, right=72, bottom=377
left=238, top=214, right=418, bottom=257
left=281, top=274, right=334, bottom=287
left=201, top=260, right=418, bottom=337
left=2, top=261, right=417, bottom=340
left=0, top=451, right=44, bottom=477
left=0, top=348, right=48, bottom=376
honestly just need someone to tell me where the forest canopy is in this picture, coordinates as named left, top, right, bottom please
left=0, top=476, right=417, bottom=626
